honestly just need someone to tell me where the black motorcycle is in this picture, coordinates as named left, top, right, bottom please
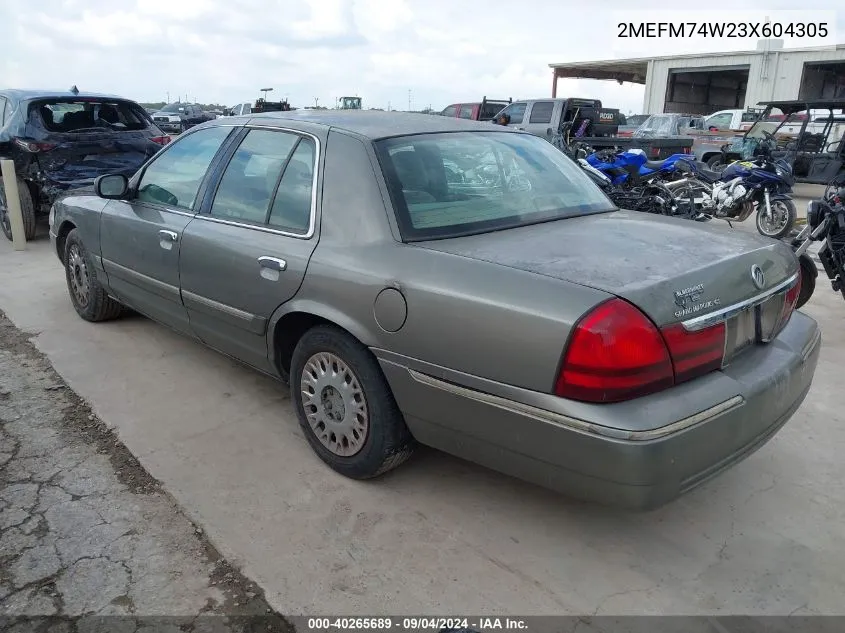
left=791, top=179, right=845, bottom=308
left=562, top=141, right=702, bottom=220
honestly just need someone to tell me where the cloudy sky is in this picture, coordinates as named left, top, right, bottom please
left=0, top=0, right=841, bottom=114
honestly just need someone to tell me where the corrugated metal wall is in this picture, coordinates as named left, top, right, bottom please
left=642, top=48, right=845, bottom=113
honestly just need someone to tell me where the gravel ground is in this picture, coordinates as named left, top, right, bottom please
left=0, top=312, right=294, bottom=632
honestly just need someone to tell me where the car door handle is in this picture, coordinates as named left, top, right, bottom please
left=158, top=230, right=178, bottom=250
left=258, top=256, right=287, bottom=271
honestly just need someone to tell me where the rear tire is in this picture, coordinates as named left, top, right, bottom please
left=290, top=325, right=415, bottom=479
left=796, top=253, right=817, bottom=310
left=63, top=229, right=123, bottom=322
left=0, top=177, right=37, bottom=241
left=706, top=155, right=725, bottom=171
left=756, top=198, right=796, bottom=240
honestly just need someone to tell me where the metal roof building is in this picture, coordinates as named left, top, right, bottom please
left=549, top=40, right=845, bottom=115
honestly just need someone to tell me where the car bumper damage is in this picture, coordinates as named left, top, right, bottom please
left=376, top=311, right=821, bottom=510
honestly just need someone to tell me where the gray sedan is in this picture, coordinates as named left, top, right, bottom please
left=48, top=112, right=821, bottom=510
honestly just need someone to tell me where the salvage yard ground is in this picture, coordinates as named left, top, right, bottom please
left=1, top=197, right=845, bottom=616
left=0, top=312, right=292, bottom=631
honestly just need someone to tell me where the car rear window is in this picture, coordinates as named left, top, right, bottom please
left=375, top=131, right=614, bottom=241
left=35, top=99, right=150, bottom=133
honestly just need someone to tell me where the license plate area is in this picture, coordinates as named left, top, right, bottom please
left=723, top=293, right=787, bottom=365
left=724, top=306, right=756, bottom=363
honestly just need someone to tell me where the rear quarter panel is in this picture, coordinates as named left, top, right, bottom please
left=276, top=130, right=612, bottom=393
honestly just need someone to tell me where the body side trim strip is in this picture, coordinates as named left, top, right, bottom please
left=181, top=289, right=267, bottom=335
left=102, top=258, right=180, bottom=300
left=407, top=368, right=744, bottom=442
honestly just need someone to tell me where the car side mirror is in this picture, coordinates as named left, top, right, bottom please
left=95, top=174, right=129, bottom=199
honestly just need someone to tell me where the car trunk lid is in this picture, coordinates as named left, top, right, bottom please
left=415, top=210, right=798, bottom=329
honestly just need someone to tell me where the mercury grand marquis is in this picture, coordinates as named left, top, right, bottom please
left=49, top=111, right=821, bottom=509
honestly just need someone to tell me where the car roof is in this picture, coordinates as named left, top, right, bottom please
left=0, top=88, right=133, bottom=102
left=220, top=110, right=514, bottom=140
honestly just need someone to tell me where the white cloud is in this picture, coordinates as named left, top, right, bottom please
left=0, top=0, right=841, bottom=114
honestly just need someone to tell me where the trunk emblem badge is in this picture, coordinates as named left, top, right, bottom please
left=751, top=265, right=765, bottom=290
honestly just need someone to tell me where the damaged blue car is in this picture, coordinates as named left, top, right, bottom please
left=0, top=87, right=170, bottom=241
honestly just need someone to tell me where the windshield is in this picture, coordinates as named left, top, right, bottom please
left=35, top=99, right=150, bottom=133
left=162, top=103, right=187, bottom=113
left=633, top=115, right=678, bottom=137
left=375, top=131, right=615, bottom=241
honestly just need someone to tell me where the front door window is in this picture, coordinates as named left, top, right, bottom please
left=136, top=126, right=233, bottom=210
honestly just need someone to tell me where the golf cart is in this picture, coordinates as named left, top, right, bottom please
left=716, top=99, right=845, bottom=185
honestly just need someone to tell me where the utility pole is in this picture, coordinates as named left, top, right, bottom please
left=166, top=91, right=170, bottom=103
left=314, top=97, right=319, bottom=108
left=408, top=89, right=411, bottom=112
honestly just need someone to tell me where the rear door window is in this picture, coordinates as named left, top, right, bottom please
left=268, top=138, right=316, bottom=234
left=528, top=101, right=554, bottom=124
left=209, top=129, right=299, bottom=225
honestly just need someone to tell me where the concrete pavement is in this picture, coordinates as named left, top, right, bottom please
left=1, top=217, right=844, bottom=616
left=0, top=313, right=291, bottom=630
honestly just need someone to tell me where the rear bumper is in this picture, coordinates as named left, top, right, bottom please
left=378, top=311, right=821, bottom=510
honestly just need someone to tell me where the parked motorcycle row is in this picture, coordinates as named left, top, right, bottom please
left=557, top=133, right=845, bottom=311
left=559, top=134, right=798, bottom=240
left=791, top=178, right=845, bottom=308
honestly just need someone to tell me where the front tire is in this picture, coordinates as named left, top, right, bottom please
left=64, top=229, right=123, bottom=322
left=290, top=325, right=415, bottom=479
left=0, top=177, right=37, bottom=241
left=756, top=198, right=796, bottom=240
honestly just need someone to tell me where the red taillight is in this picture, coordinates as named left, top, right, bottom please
left=780, top=275, right=801, bottom=325
left=555, top=299, right=674, bottom=403
left=683, top=146, right=692, bottom=154
left=151, top=135, right=171, bottom=146
left=555, top=299, right=727, bottom=403
left=649, top=147, right=660, bottom=158
left=14, top=137, right=57, bottom=153
left=660, top=321, right=726, bottom=384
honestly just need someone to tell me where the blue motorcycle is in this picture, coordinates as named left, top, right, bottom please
left=666, top=134, right=797, bottom=239
left=585, top=148, right=696, bottom=186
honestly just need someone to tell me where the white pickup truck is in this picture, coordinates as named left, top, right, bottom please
left=703, top=109, right=762, bottom=131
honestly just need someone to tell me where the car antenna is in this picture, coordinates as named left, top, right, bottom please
left=69, top=85, right=79, bottom=95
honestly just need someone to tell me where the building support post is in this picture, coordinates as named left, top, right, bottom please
left=0, top=159, right=27, bottom=251
left=551, top=70, right=557, bottom=98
